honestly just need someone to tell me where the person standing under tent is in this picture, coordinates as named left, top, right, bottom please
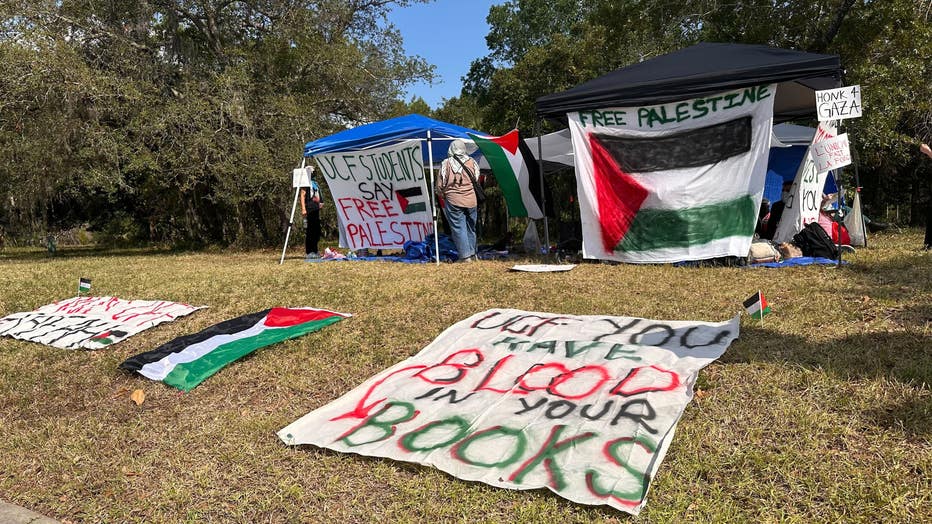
left=921, top=142, right=932, bottom=250
left=300, top=167, right=325, bottom=260
left=436, top=139, right=480, bottom=262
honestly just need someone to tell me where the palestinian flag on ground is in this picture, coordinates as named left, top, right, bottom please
left=468, top=130, right=545, bottom=219
left=78, top=278, right=91, bottom=293
left=120, top=307, right=350, bottom=391
left=568, top=85, right=776, bottom=263
left=743, top=291, right=771, bottom=319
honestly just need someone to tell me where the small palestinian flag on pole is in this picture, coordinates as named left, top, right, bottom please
left=120, top=307, right=350, bottom=391
left=743, top=291, right=771, bottom=322
left=468, top=130, right=546, bottom=219
left=78, top=278, right=91, bottom=293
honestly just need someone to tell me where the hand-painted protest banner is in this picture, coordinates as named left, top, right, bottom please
left=279, top=308, right=739, bottom=515
left=315, top=141, right=432, bottom=250
left=567, top=85, right=775, bottom=263
left=0, top=296, right=204, bottom=350
left=773, top=122, right=836, bottom=244
left=816, top=85, right=862, bottom=121
left=811, top=133, right=851, bottom=173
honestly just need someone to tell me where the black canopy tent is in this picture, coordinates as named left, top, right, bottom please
left=535, top=42, right=842, bottom=121
left=532, top=42, right=846, bottom=262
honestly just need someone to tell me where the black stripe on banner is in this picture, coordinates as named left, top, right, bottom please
left=742, top=294, right=760, bottom=309
left=396, top=187, right=423, bottom=198
left=119, top=309, right=272, bottom=372
left=593, top=116, right=752, bottom=173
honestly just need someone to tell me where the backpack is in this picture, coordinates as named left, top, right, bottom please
left=792, top=222, right=838, bottom=259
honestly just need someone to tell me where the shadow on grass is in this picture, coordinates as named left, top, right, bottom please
left=0, top=245, right=179, bottom=261
left=291, top=444, right=625, bottom=519
left=726, top=326, right=931, bottom=438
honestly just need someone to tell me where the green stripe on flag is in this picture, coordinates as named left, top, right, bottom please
left=162, top=316, right=343, bottom=391
left=470, top=134, right=529, bottom=217
left=617, top=195, right=757, bottom=252
left=751, top=305, right=771, bottom=319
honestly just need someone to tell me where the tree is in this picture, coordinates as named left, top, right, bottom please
left=0, top=0, right=434, bottom=245
left=445, top=0, right=932, bottom=221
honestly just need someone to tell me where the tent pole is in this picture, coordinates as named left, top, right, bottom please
left=427, top=130, right=440, bottom=265
left=279, top=157, right=307, bottom=264
left=836, top=122, right=844, bottom=268
left=535, top=117, right=550, bottom=256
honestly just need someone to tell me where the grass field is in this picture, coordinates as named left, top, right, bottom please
left=0, top=231, right=929, bottom=523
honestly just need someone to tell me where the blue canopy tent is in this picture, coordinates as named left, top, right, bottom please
left=303, top=114, right=485, bottom=163
left=766, top=123, right=837, bottom=205
left=280, top=114, right=488, bottom=264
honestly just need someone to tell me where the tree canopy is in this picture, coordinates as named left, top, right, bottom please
left=0, top=0, right=432, bottom=245
left=454, top=0, right=932, bottom=220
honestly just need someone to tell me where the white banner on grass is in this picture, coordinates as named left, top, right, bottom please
left=315, top=142, right=433, bottom=250
left=279, top=308, right=740, bottom=515
left=0, top=296, right=204, bottom=349
left=567, top=85, right=776, bottom=263
left=773, top=122, right=837, bottom=243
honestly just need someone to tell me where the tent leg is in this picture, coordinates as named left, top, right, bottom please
left=280, top=187, right=302, bottom=264
left=535, top=117, right=550, bottom=256
left=427, top=130, right=440, bottom=264
left=279, top=157, right=307, bottom=265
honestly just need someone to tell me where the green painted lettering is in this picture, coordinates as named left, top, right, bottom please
left=339, top=401, right=418, bottom=447
left=692, top=99, right=709, bottom=118
left=614, top=111, right=627, bottom=126
left=675, top=102, right=690, bottom=122
left=637, top=107, right=650, bottom=127
left=722, top=93, right=741, bottom=109
left=757, top=84, right=771, bottom=100
left=400, top=416, right=471, bottom=452
left=604, top=343, right=642, bottom=362
left=452, top=426, right=527, bottom=468
left=508, top=425, right=597, bottom=490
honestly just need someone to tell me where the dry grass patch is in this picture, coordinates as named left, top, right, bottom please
left=0, top=232, right=929, bottom=522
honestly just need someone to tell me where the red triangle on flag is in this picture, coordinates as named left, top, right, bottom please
left=489, top=129, right=520, bottom=155
left=264, top=308, right=341, bottom=327
left=396, top=193, right=410, bottom=213
left=590, top=134, right=649, bottom=252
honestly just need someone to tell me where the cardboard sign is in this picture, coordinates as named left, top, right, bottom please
left=292, top=167, right=312, bottom=188
left=811, top=133, right=852, bottom=173
left=815, top=86, right=862, bottom=121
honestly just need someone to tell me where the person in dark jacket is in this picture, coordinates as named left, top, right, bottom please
left=300, top=167, right=325, bottom=259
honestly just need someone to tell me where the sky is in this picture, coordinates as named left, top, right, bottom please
left=387, top=0, right=504, bottom=109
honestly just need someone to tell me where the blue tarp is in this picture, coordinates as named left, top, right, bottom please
left=764, top=146, right=838, bottom=206
left=303, top=114, right=486, bottom=164
left=749, top=256, right=844, bottom=268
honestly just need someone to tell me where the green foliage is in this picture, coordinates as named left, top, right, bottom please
left=449, top=0, right=932, bottom=220
left=0, top=0, right=433, bottom=245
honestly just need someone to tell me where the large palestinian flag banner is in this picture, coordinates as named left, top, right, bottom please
left=121, top=307, right=350, bottom=391
left=468, top=130, right=545, bottom=219
left=568, top=85, right=776, bottom=263
left=279, top=308, right=739, bottom=515
left=0, top=296, right=203, bottom=350
left=315, top=141, right=433, bottom=251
